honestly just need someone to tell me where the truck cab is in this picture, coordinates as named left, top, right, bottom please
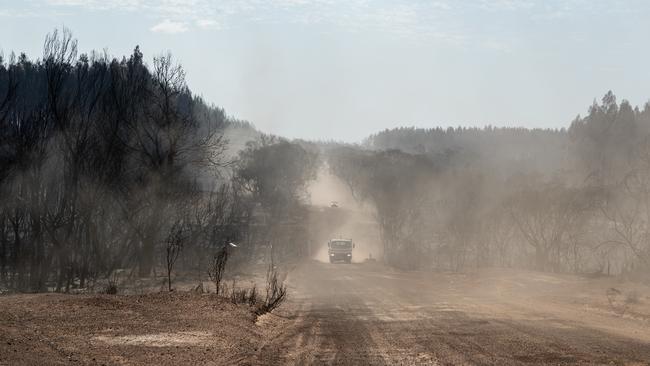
left=328, top=239, right=354, bottom=263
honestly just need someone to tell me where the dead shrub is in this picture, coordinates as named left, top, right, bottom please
left=165, top=221, right=186, bottom=292
left=194, top=282, right=205, bottom=293
left=104, top=278, right=118, bottom=295
left=256, top=266, right=288, bottom=315
left=606, top=287, right=627, bottom=315
left=208, top=246, right=229, bottom=295
left=247, top=285, right=258, bottom=306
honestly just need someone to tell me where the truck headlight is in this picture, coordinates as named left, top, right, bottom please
left=347, top=254, right=351, bottom=256
left=329, top=253, right=334, bottom=256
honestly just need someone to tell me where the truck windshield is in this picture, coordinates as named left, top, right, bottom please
left=331, top=241, right=352, bottom=249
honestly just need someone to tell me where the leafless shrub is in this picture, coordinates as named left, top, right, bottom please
left=165, top=221, right=186, bottom=292
left=606, top=287, right=627, bottom=315
left=256, top=266, right=288, bottom=315
left=606, top=287, right=621, bottom=302
left=208, top=246, right=228, bottom=295
left=104, top=278, right=118, bottom=295
left=247, top=285, right=258, bottom=306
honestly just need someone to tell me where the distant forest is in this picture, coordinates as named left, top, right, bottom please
left=331, top=92, right=650, bottom=271
left=2, top=29, right=650, bottom=293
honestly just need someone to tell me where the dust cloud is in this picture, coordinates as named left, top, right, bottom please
left=306, top=167, right=381, bottom=263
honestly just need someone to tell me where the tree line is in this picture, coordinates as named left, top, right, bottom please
left=328, top=92, right=650, bottom=275
left=4, top=29, right=649, bottom=291
left=0, top=29, right=317, bottom=292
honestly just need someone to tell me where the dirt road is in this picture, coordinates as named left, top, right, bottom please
left=257, top=261, right=650, bottom=365
left=3, top=262, right=650, bottom=365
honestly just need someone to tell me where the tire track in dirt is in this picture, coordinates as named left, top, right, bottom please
left=256, top=261, right=650, bottom=365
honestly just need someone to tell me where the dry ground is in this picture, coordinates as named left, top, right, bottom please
left=0, top=292, right=261, bottom=365
left=3, top=262, right=650, bottom=365
left=260, top=262, right=650, bottom=365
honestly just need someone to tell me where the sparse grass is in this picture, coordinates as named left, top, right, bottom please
left=206, top=252, right=288, bottom=315
left=221, top=267, right=287, bottom=315
left=229, top=280, right=259, bottom=307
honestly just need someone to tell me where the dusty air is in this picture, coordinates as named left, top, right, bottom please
left=2, top=1, right=650, bottom=365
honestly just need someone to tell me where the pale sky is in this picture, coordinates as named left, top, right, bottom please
left=2, top=0, right=650, bottom=141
